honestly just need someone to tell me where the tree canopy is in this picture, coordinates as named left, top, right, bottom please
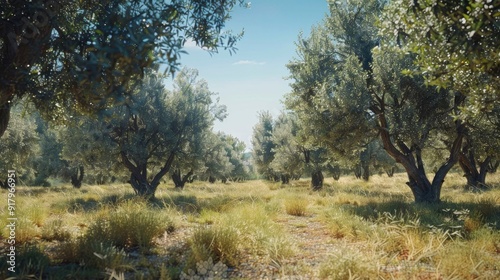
left=0, top=0, right=246, bottom=138
left=284, top=0, right=480, bottom=203
left=381, top=0, right=500, bottom=117
left=102, top=68, right=223, bottom=197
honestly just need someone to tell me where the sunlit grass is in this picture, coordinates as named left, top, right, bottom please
left=0, top=172, right=499, bottom=279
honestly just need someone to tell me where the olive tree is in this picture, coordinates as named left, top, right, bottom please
left=1, top=0, right=247, bottom=138
left=251, top=111, right=277, bottom=180
left=381, top=0, right=500, bottom=118
left=218, top=132, right=249, bottom=182
left=269, top=112, right=304, bottom=184
left=0, top=104, right=39, bottom=187
left=286, top=0, right=466, bottom=203
left=458, top=111, right=500, bottom=190
left=200, top=132, right=234, bottom=183
left=105, top=68, right=223, bottom=197
left=58, top=116, right=122, bottom=187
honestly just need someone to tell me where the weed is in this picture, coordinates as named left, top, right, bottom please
left=180, top=257, right=228, bottom=279
left=58, top=238, right=131, bottom=271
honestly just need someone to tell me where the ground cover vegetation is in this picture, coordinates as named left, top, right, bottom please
left=0, top=175, right=499, bottom=279
left=1, top=0, right=499, bottom=278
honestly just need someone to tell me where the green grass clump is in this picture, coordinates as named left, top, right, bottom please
left=0, top=244, right=50, bottom=279
left=86, top=199, right=171, bottom=249
left=41, top=217, right=72, bottom=242
left=222, top=203, right=294, bottom=262
left=284, top=196, right=308, bottom=216
left=187, top=226, right=240, bottom=268
left=58, top=238, right=131, bottom=272
left=319, top=250, right=378, bottom=279
left=15, top=217, right=41, bottom=244
left=322, top=207, right=374, bottom=240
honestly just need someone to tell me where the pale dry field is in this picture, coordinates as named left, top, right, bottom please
left=1, top=172, right=499, bottom=279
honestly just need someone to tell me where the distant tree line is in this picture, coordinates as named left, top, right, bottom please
left=251, top=111, right=399, bottom=190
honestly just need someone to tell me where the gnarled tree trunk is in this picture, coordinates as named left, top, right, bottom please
left=171, top=169, right=193, bottom=189
left=372, top=108, right=464, bottom=203
left=459, top=152, right=491, bottom=191
left=122, top=150, right=175, bottom=199
left=129, top=173, right=158, bottom=198
left=70, top=165, right=84, bottom=188
left=311, top=170, right=324, bottom=191
left=281, top=174, right=290, bottom=184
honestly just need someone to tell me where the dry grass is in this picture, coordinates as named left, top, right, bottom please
left=284, top=196, right=308, bottom=216
left=0, top=172, right=499, bottom=279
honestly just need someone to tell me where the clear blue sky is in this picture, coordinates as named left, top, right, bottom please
left=169, top=0, right=330, bottom=149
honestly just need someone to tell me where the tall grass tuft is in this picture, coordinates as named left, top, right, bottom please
left=221, top=203, right=294, bottom=263
left=58, top=238, right=131, bottom=271
left=0, top=244, right=50, bottom=279
left=41, top=217, right=72, bottom=242
left=187, top=226, right=240, bottom=268
left=15, top=217, right=41, bottom=244
left=319, top=249, right=378, bottom=279
left=284, top=196, right=308, bottom=216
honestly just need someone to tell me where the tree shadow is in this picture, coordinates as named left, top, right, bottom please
left=342, top=198, right=500, bottom=231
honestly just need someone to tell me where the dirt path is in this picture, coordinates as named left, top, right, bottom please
left=228, top=214, right=341, bottom=279
left=153, top=213, right=341, bottom=279
left=274, top=214, right=340, bottom=279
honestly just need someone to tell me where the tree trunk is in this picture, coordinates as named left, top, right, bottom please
left=406, top=175, right=440, bottom=203
left=0, top=178, right=7, bottom=189
left=208, top=176, right=216, bottom=183
left=121, top=150, right=175, bottom=199
left=386, top=166, right=395, bottom=177
left=0, top=103, right=11, bottom=139
left=361, top=161, right=370, bottom=181
left=129, top=172, right=158, bottom=199
left=459, top=153, right=490, bottom=191
left=372, top=107, right=464, bottom=204
left=171, top=169, right=193, bottom=189
left=354, top=165, right=362, bottom=179
left=70, top=165, right=84, bottom=188
left=281, top=174, right=290, bottom=184
left=330, top=165, right=341, bottom=181
left=311, top=170, right=324, bottom=191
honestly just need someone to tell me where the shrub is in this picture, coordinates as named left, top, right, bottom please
left=284, top=197, right=308, bottom=216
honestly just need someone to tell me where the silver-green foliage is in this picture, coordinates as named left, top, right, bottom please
left=104, top=68, right=224, bottom=196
